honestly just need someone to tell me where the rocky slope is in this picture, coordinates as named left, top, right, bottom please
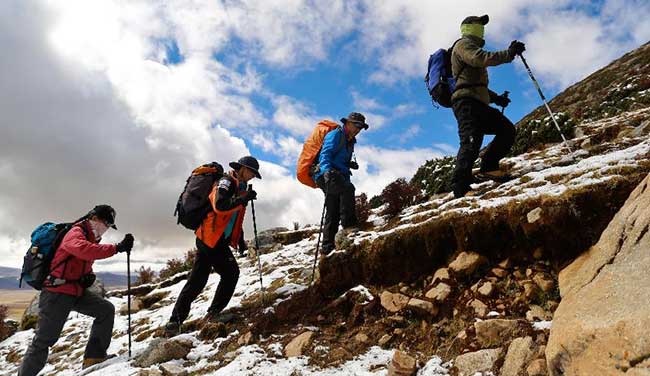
left=1, top=43, right=650, bottom=376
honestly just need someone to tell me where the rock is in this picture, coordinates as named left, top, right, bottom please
left=454, top=348, right=502, bottom=376
left=527, top=359, right=548, bottom=376
left=425, top=283, right=452, bottom=302
left=532, top=248, right=544, bottom=260
left=334, top=228, right=355, bottom=250
left=580, top=138, right=592, bottom=149
left=380, top=291, right=410, bottom=313
left=432, top=268, right=451, bottom=283
left=120, top=297, right=144, bottom=315
left=354, top=332, right=369, bottom=343
left=387, top=350, right=417, bottom=376
left=468, top=299, right=489, bottom=317
left=407, top=298, right=438, bottom=316
left=527, top=207, right=543, bottom=224
left=526, top=305, right=552, bottom=321
left=238, top=332, right=254, bottom=346
left=547, top=174, right=650, bottom=375
left=159, top=362, right=188, bottom=376
left=378, top=334, right=392, bottom=346
left=491, top=268, right=508, bottom=278
left=475, top=319, right=520, bottom=347
left=137, top=370, right=164, bottom=376
left=478, top=282, right=495, bottom=297
left=522, top=280, right=538, bottom=300
left=399, top=286, right=409, bottom=294
left=500, top=337, right=537, bottom=376
left=285, top=331, right=314, bottom=357
left=20, top=294, right=40, bottom=330
left=198, top=322, right=227, bottom=341
left=498, top=258, right=512, bottom=269
left=533, top=273, right=555, bottom=293
left=449, top=252, right=487, bottom=276
left=133, top=338, right=193, bottom=368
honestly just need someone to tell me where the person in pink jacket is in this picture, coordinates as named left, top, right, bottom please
left=19, top=205, right=134, bottom=376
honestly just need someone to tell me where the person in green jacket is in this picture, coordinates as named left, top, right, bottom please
left=450, top=14, right=525, bottom=198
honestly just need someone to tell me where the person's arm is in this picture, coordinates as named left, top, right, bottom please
left=489, top=89, right=499, bottom=102
left=457, top=39, right=513, bottom=68
left=59, top=226, right=116, bottom=261
left=318, top=129, right=342, bottom=174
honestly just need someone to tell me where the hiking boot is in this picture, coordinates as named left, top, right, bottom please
left=321, top=244, right=335, bottom=256
left=453, top=185, right=471, bottom=198
left=163, top=319, right=182, bottom=337
left=475, top=169, right=512, bottom=183
left=82, top=354, right=116, bottom=369
left=204, top=311, right=235, bottom=324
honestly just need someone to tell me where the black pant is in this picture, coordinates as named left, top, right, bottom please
left=19, top=289, right=115, bottom=376
left=170, top=237, right=239, bottom=323
left=452, top=97, right=516, bottom=191
left=317, top=173, right=357, bottom=252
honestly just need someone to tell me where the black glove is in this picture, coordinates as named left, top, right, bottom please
left=508, top=40, right=526, bottom=58
left=242, top=189, right=257, bottom=202
left=492, top=94, right=511, bottom=108
left=348, top=161, right=359, bottom=170
left=116, top=234, right=134, bottom=253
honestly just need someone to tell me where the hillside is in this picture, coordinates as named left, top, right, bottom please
left=1, top=43, right=649, bottom=376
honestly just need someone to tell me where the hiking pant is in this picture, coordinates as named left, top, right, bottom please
left=18, top=289, right=115, bottom=376
left=451, top=97, right=516, bottom=191
left=317, top=172, right=357, bottom=252
left=170, top=237, right=239, bottom=323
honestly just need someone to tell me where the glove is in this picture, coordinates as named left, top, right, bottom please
left=508, top=40, right=526, bottom=58
left=492, top=94, right=511, bottom=108
left=348, top=161, right=359, bottom=170
left=242, top=189, right=257, bottom=202
left=116, top=234, right=134, bottom=253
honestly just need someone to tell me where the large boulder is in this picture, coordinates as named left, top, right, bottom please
left=547, top=174, right=650, bottom=375
left=133, top=338, right=193, bottom=368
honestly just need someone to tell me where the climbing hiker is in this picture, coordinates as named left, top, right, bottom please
left=19, top=205, right=134, bottom=375
left=450, top=14, right=525, bottom=198
left=312, top=112, right=368, bottom=254
left=165, top=156, right=261, bottom=335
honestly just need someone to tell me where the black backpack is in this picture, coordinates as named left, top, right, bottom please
left=174, top=162, right=224, bottom=230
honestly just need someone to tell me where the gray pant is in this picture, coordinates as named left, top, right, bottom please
left=18, top=289, right=115, bottom=376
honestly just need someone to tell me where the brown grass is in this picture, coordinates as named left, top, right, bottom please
left=0, top=290, right=38, bottom=321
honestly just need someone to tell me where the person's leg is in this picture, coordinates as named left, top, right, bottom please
left=169, top=240, right=212, bottom=324
left=339, top=180, right=357, bottom=228
left=73, top=289, right=115, bottom=361
left=19, top=291, right=75, bottom=376
left=452, top=98, right=485, bottom=196
left=478, top=104, right=516, bottom=172
left=207, top=241, right=240, bottom=315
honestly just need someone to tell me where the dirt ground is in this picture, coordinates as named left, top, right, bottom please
left=0, top=290, right=37, bottom=321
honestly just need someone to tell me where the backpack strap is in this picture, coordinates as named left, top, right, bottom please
left=45, top=222, right=91, bottom=287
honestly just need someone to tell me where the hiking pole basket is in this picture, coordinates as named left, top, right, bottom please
left=249, top=184, right=265, bottom=304
left=518, top=53, right=572, bottom=153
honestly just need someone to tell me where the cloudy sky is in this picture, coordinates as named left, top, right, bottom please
left=1, top=0, right=648, bottom=273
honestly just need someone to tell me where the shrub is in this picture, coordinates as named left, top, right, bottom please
left=134, top=266, right=156, bottom=286
left=381, top=178, right=418, bottom=217
left=510, top=112, right=576, bottom=156
left=355, top=193, right=371, bottom=225
left=410, top=156, right=456, bottom=198
left=159, top=249, right=196, bottom=280
left=0, top=305, right=10, bottom=341
left=369, top=194, right=384, bottom=209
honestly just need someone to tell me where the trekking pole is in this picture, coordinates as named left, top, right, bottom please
left=311, top=187, right=328, bottom=285
left=126, top=249, right=132, bottom=358
left=518, top=53, right=572, bottom=153
left=248, top=185, right=265, bottom=304
left=501, top=91, right=510, bottom=114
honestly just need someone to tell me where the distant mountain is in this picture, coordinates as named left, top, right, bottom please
left=0, top=267, right=133, bottom=290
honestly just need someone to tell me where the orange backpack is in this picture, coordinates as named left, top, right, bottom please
left=296, top=120, right=340, bottom=188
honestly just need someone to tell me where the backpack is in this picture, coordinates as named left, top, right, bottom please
left=20, top=222, right=74, bottom=290
left=296, top=120, right=341, bottom=188
left=174, top=162, right=224, bottom=230
left=424, top=40, right=462, bottom=108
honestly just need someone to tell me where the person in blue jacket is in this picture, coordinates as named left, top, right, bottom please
left=314, top=112, right=369, bottom=254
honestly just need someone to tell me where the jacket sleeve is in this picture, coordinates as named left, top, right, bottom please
left=319, top=129, right=342, bottom=174
left=59, top=227, right=116, bottom=261
left=214, top=177, right=245, bottom=211
left=488, top=90, right=499, bottom=102
left=456, top=39, right=513, bottom=68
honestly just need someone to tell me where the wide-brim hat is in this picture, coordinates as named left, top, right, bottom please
left=89, top=204, right=117, bottom=229
left=461, top=14, right=489, bottom=25
left=229, top=156, right=262, bottom=179
left=340, top=111, right=369, bottom=130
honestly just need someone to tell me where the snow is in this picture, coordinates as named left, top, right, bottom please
left=533, top=320, right=553, bottom=331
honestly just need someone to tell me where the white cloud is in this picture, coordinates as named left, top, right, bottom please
left=271, top=96, right=323, bottom=137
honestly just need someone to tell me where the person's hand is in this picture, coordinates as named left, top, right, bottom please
left=116, top=233, right=134, bottom=253
left=242, top=189, right=257, bottom=202
left=492, top=94, right=511, bottom=108
left=348, top=161, right=359, bottom=170
left=508, top=40, right=526, bottom=58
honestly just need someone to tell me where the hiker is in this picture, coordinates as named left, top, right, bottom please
left=450, top=14, right=525, bottom=198
left=165, top=156, right=261, bottom=334
left=312, top=112, right=368, bottom=254
left=19, top=205, right=134, bottom=375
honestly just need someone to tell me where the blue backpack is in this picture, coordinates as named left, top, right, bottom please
left=425, top=40, right=461, bottom=108
left=19, top=222, right=74, bottom=290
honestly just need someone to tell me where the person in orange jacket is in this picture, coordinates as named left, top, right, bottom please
left=165, top=156, right=261, bottom=335
left=19, top=205, right=134, bottom=375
